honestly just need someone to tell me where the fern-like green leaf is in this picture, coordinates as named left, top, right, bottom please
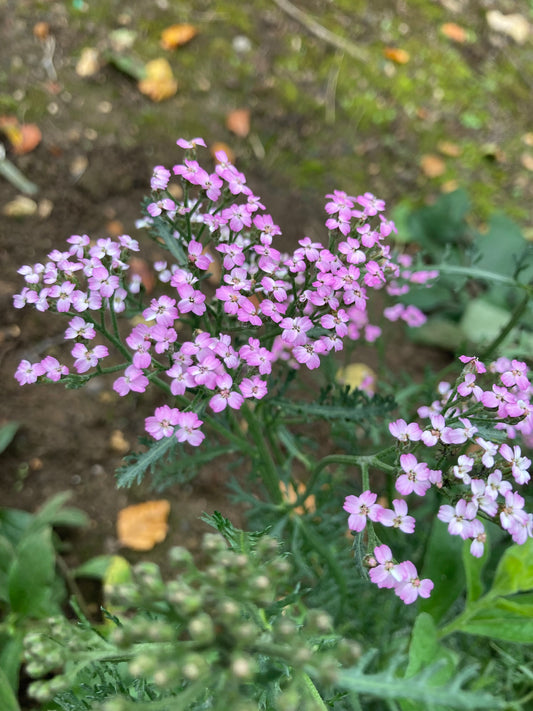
left=116, top=437, right=177, bottom=488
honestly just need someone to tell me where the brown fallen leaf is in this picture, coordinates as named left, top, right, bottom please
left=138, top=58, right=178, bottom=102
left=117, top=500, right=170, bottom=551
left=383, top=47, right=410, bottom=64
left=109, top=429, right=130, bottom=454
left=210, top=141, right=236, bottom=164
left=33, top=22, right=50, bottom=40
left=441, top=22, right=467, bottom=43
left=160, top=23, right=197, bottom=50
left=226, top=108, right=251, bottom=138
left=520, top=153, right=533, bottom=172
left=420, top=154, right=446, bottom=178
left=279, top=481, right=316, bottom=516
left=0, top=117, right=42, bottom=155
left=437, top=140, right=462, bottom=157
left=522, top=133, right=533, bottom=147
left=129, top=257, right=155, bottom=293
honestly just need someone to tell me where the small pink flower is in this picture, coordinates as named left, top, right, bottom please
left=377, top=499, right=415, bottom=533
left=343, top=490, right=382, bottom=532
left=394, top=561, right=434, bottom=604
left=368, top=544, right=402, bottom=589
left=145, top=405, right=180, bottom=440
left=15, top=359, right=46, bottom=385
left=396, top=454, right=430, bottom=497
left=175, top=411, right=205, bottom=446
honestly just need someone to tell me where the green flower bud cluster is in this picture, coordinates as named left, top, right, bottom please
left=24, top=532, right=362, bottom=710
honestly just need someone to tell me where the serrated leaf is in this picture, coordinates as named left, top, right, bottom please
left=116, top=436, right=177, bottom=487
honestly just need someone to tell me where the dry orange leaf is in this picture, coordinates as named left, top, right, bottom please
left=160, top=23, right=198, bottom=50
left=0, top=117, right=42, bottom=155
left=441, top=22, right=467, bottom=43
left=521, top=153, right=533, bottom=172
left=226, top=108, right=251, bottom=138
left=138, top=58, right=178, bottom=102
left=383, top=47, right=410, bottom=64
left=33, top=21, right=50, bottom=40
left=117, top=500, right=170, bottom=551
left=420, top=154, right=446, bottom=178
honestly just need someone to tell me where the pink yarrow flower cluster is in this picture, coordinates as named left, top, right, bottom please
left=13, top=137, right=428, bottom=447
left=345, top=354, right=532, bottom=603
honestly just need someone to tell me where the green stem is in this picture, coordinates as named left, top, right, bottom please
left=295, top=516, right=347, bottom=618
left=240, top=403, right=282, bottom=504
left=300, top=670, right=329, bottom=710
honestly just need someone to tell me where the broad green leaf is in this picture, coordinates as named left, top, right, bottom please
left=462, top=537, right=488, bottom=604
left=0, top=422, right=19, bottom=455
left=0, top=632, right=23, bottom=693
left=29, top=491, right=89, bottom=531
left=420, top=520, right=465, bottom=623
left=75, top=554, right=117, bottom=580
left=401, top=613, right=457, bottom=711
left=0, top=509, right=32, bottom=546
left=459, top=299, right=511, bottom=347
left=8, top=527, right=60, bottom=618
left=410, top=317, right=464, bottom=351
left=475, top=213, right=533, bottom=282
left=0, top=535, right=15, bottom=601
left=491, top=538, right=533, bottom=597
left=103, top=555, right=132, bottom=587
left=0, top=667, right=20, bottom=711
left=455, top=600, right=533, bottom=643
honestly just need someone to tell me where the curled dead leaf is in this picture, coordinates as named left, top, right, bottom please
left=3, top=196, right=38, bottom=217
left=486, top=11, right=530, bottom=44
left=441, top=22, right=467, bottom=43
left=160, top=23, right=198, bottom=50
left=226, top=108, right=251, bottom=138
left=138, top=58, right=178, bottom=102
left=383, top=47, right=410, bottom=64
left=420, top=154, right=446, bottom=178
left=117, top=500, right=170, bottom=551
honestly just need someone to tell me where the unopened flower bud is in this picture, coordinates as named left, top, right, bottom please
left=182, top=653, right=207, bottom=680
left=305, top=609, right=332, bottom=634
left=231, top=653, right=257, bottom=680
left=168, top=546, right=193, bottom=567
left=188, top=612, right=215, bottom=644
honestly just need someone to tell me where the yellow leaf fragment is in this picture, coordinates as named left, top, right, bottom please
left=336, top=363, right=376, bottom=395
left=160, top=23, right=198, bottom=50
left=138, top=59, right=178, bottom=102
left=117, top=500, right=170, bottom=551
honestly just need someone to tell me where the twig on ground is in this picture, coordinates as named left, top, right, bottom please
left=271, top=0, right=367, bottom=63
